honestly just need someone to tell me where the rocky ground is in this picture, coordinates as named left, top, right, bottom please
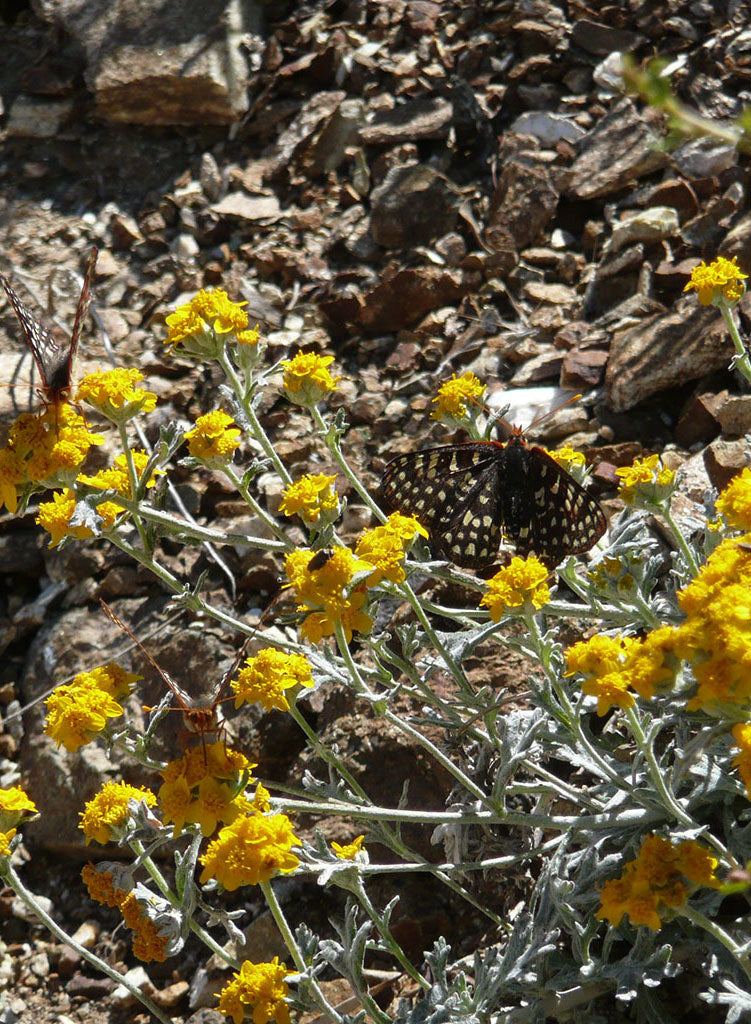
left=0, top=1, right=750, bottom=1022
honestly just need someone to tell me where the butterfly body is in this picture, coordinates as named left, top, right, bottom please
left=380, top=431, right=606, bottom=569
left=0, top=247, right=98, bottom=410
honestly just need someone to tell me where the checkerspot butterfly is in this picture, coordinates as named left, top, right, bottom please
left=0, top=247, right=98, bottom=410
left=380, top=427, right=607, bottom=569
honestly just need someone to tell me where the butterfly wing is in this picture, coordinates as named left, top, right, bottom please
left=0, top=246, right=97, bottom=402
left=0, top=273, right=63, bottom=391
left=499, top=437, right=607, bottom=566
left=381, top=444, right=505, bottom=568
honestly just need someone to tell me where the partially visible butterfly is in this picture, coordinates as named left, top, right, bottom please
left=0, top=247, right=98, bottom=412
left=100, top=600, right=241, bottom=760
left=380, top=427, right=607, bottom=570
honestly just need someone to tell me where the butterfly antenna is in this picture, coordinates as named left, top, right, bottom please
left=69, top=247, right=98, bottom=354
left=100, top=600, right=186, bottom=710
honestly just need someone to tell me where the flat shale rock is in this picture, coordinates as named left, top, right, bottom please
left=566, top=97, right=669, bottom=200
left=604, top=302, right=734, bottom=412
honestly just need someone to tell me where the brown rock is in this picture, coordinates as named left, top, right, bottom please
left=675, top=392, right=724, bottom=447
left=716, top=394, right=751, bottom=436
left=488, top=151, right=559, bottom=250
left=370, top=165, right=460, bottom=249
left=358, top=266, right=471, bottom=334
left=604, top=301, right=734, bottom=412
left=561, top=348, right=609, bottom=389
left=359, top=95, right=453, bottom=146
left=703, top=439, right=751, bottom=492
left=566, top=98, right=669, bottom=200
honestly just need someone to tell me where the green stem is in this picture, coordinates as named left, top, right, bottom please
left=260, top=879, right=347, bottom=1024
left=106, top=497, right=287, bottom=552
left=396, top=579, right=474, bottom=697
left=218, top=350, right=292, bottom=486
left=1, top=860, right=172, bottom=1024
left=720, top=301, right=751, bottom=386
left=354, top=880, right=429, bottom=991
left=223, top=463, right=293, bottom=548
left=310, top=405, right=384, bottom=519
left=679, top=904, right=751, bottom=982
left=118, top=419, right=150, bottom=550
left=662, top=506, right=700, bottom=577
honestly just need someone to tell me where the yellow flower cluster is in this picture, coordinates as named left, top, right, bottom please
left=597, top=834, right=720, bottom=931
left=284, top=516, right=426, bottom=643
left=281, top=350, right=341, bottom=406
left=285, top=545, right=374, bottom=643
left=331, top=834, right=365, bottom=860
left=677, top=536, right=751, bottom=710
left=79, top=781, right=156, bottom=845
left=0, top=405, right=104, bottom=514
left=564, top=630, right=675, bottom=716
left=279, top=473, right=338, bottom=524
left=684, top=255, right=747, bottom=306
left=38, top=450, right=164, bottom=547
left=45, top=663, right=140, bottom=751
left=158, top=743, right=254, bottom=839
left=165, top=288, right=255, bottom=353
left=0, top=786, right=38, bottom=834
left=199, top=811, right=300, bottom=890
left=355, top=513, right=428, bottom=586
left=82, top=863, right=169, bottom=963
left=217, top=957, right=291, bottom=1024
left=715, top=466, right=751, bottom=531
left=185, top=409, right=242, bottom=462
left=76, top=368, right=157, bottom=422
left=431, top=371, right=486, bottom=421
left=616, top=453, right=675, bottom=506
left=480, top=556, right=550, bottom=619
left=231, top=648, right=314, bottom=713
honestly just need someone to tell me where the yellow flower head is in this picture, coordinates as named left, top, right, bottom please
left=431, top=372, right=486, bottom=422
left=85, top=662, right=142, bottom=700
left=76, top=368, right=157, bottom=422
left=119, top=891, right=170, bottom=963
left=279, top=473, right=339, bottom=524
left=36, top=489, right=120, bottom=548
left=684, top=255, right=747, bottom=307
left=1, top=405, right=104, bottom=492
left=715, top=467, right=751, bottom=532
left=217, top=958, right=291, bottom=1024
left=331, top=834, right=365, bottom=860
left=78, top=449, right=164, bottom=498
left=564, top=633, right=644, bottom=716
left=231, top=648, right=314, bottom=713
left=158, top=743, right=253, bottom=839
left=185, top=410, right=242, bottom=462
left=79, top=781, right=156, bottom=845
left=0, top=830, right=17, bottom=857
left=597, top=833, right=719, bottom=932
left=45, top=674, right=126, bottom=750
left=0, top=447, right=24, bottom=514
left=199, top=812, right=300, bottom=890
left=480, top=556, right=550, bottom=619
left=284, top=546, right=374, bottom=642
left=616, top=454, right=675, bottom=506
left=166, top=288, right=249, bottom=349
left=281, top=350, right=341, bottom=406
left=285, top=546, right=373, bottom=609
left=0, top=786, right=38, bottom=832
left=355, top=514, right=427, bottom=586
left=82, top=861, right=133, bottom=907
